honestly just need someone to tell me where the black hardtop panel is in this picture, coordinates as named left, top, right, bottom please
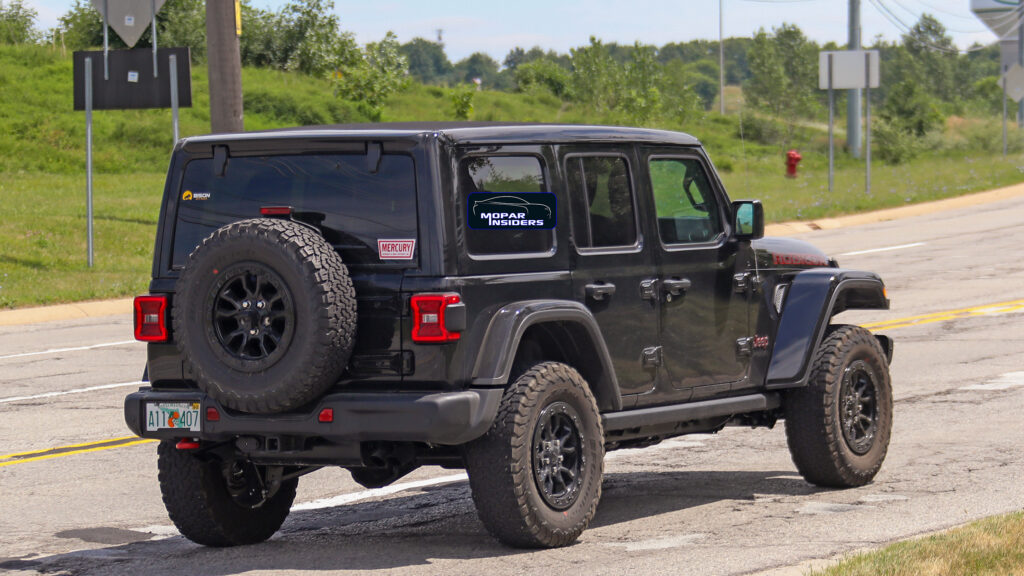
left=180, top=122, right=702, bottom=150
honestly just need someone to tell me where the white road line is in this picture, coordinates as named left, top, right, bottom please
left=838, top=242, right=925, bottom=257
left=0, top=340, right=139, bottom=361
left=0, top=381, right=144, bottom=404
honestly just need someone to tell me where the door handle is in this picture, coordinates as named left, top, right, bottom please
left=585, top=282, right=617, bottom=301
left=662, top=278, right=690, bottom=303
left=662, top=278, right=691, bottom=297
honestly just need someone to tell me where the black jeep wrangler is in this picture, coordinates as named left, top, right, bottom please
left=126, top=122, right=893, bottom=548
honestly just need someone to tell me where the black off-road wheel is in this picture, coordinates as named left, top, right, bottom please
left=157, top=441, right=297, bottom=547
left=464, top=362, right=604, bottom=548
left=173, top=218, right=356, bottom=413
left=784, top=324, right=893, bottom=487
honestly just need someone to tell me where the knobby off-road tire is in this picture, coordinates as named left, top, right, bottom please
left=157, top=441, right=297, bottom=547
left=784, top=324, right=893, bottom=488
left=464, top=362, right=604, bottom=548
left=173, top=218, right=356, bottom=413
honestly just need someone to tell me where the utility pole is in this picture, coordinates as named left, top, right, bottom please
left=847, top=0, right=861, bottom=158
left=1018, top=20, right=1023, bottom=128
left=719, top=0, right=725, bottom=114
left=206, top=0, right=243, bottom=133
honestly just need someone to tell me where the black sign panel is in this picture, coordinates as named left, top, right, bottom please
left=73, top=47, right=192, bottom=111
left=467, top=193, right=557, bottom=230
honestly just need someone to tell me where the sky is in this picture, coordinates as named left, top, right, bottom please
left=25, top=0, right=1005, bottom=63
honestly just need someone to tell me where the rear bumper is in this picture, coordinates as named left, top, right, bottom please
left=124, top=387, right=503, bottom=446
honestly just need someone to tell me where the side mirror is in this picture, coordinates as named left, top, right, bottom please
left=732, top=200, right=764, bottom=240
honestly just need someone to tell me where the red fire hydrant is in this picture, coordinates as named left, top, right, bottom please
left=785, top=149, right=802, bottom=178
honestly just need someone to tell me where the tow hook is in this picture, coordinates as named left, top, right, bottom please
left=175, top=439, right=200, bottom=450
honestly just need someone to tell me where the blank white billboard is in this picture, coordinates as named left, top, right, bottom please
left=818, top=50, right=880, bottom=90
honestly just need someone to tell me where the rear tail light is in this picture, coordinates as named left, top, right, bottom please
left=134, top=295, right=168, bottom=342
left=410, top=293, right=464, bottom=343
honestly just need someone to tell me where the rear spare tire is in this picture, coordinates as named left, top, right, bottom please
left=173, top=218, right=356, bottom=413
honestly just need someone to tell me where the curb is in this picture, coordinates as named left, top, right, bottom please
left=4, top=181, right=1024, bottom=328
left=764, top=180, right=1024, bottom=237
left=0, top=298, right=134, bottom=328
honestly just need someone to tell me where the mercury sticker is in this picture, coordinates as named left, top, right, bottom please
left=378, top=239, right=416, bottom=260
left=468, top=193, right=556, bottom=230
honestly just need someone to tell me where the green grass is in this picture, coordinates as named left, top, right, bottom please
left=2, top=44, right=1024, bottom=308
left=0, top=172, right=164, bottom=308
left=811, top=511, right=1024, bottom=576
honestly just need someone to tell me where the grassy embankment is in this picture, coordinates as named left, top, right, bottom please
left=2, top=44, right=1024, bottom=308
left=811, top=511, right=1024, bottom=576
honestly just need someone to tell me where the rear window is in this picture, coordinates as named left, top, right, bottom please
left=172, top=153, right=417, bottom=268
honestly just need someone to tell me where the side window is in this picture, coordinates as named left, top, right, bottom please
left=459, top=155, right=554, bottom=256
left=567, top=156, right=638, bottom=249
left=649, top=158, right=724, bottom=245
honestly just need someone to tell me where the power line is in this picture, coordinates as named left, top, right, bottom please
left=890, top=0, right=993, bottom=34
left=869, top=0, right=1008, bottom=53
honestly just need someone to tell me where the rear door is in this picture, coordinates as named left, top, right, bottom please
left=564, top=146, right=660, bottom=400
left=170, top=149, right=419, bottom=383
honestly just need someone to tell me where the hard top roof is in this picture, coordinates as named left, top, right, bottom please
left=183, top=122, right=702, bottom=147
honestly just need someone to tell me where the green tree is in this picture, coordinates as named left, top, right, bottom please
left=0, top=0, right=37, bottom=44
left=335, top=31, right=408, bottom=120
left=621, top=42, right=662, bottom=124
left=282, top=0, right=358, bottom=77
left=514, top=58, right=573, bottom=98
left=659, top=60, right=705, bottom=123
left=902, top=14, right=956, bottom=101
left=400, top=37, right=452, bottom=84
left=743, top=23, right=817, bottom=142
left=452, top=52, right=501, bottom=88
left=570, top=37, right=620, bottom=111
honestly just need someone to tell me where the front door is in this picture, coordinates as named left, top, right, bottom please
left=565, top=148, right=660, bottom=399
left=643, top=150, right=752, bottom=400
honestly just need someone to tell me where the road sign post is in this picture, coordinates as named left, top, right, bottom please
left=819, top=50, right=880, bottom=197
left=85, top=57, right=94, bottom=268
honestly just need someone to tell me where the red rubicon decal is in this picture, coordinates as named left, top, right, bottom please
left=772, top=253, right=828, bottom=267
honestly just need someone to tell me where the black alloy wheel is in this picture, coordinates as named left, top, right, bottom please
left=210, top=263, right=294, bottom=366
left=533, top=401, right=585, bottom=510
left=839, top=360, right=878, bottom=455
left=783, top=324, right=893, bottom=488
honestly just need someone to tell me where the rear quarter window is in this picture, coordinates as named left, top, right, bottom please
left=458, top=155, right=555, bottom=257
left=172, top=153, right=417, bottom=268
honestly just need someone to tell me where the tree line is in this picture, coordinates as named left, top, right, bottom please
left=1, top=0, right=1008, bottom=162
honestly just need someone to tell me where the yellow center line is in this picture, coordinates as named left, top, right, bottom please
left=862, top=298, right=1024, bottom=331
left=0, top=437, right=157, bottom=468
left=0, top=435, right=142, bottom=460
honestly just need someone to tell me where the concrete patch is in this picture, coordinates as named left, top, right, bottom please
left=859, top=494, right=910, bottom=503
left=607, top=532, right=707, bottom=551
left=961, top=371, right=1024, bottom=391
left=798, top=502, right=869, bottom=515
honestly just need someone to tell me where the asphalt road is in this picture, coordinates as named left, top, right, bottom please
left=2, top=195, right=1024, bottom=575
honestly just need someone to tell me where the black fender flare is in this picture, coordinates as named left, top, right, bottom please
left=471, top=299, right=622, bottom=411
left=766, top=269, right=890, bottom=389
